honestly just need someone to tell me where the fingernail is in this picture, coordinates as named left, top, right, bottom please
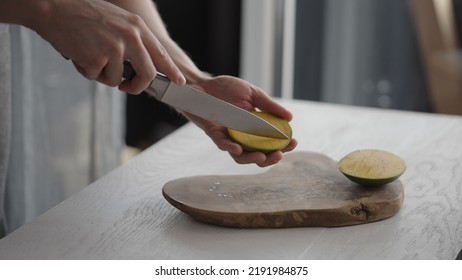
left=178, top=75, right=186, bottom=85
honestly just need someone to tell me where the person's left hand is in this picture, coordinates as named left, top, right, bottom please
left=184, top=75, right=298, bottom=167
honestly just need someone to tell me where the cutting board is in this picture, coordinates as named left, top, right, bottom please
left=162, top=151, right=404, bottom=228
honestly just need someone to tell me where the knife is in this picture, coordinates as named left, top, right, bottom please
left=122, top=61, right=289, bottom=139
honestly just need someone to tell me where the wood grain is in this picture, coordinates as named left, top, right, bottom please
left=0, top=100, right=460, bottom=259
left=163, top=152, right=404, bottom=227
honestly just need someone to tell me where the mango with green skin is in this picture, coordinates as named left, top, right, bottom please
left=227, top=111, right=292, bottom=153
left=338, top=149, right=406, bottom=186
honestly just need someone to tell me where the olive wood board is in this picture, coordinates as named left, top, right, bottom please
left=162, top=151, right=404, bottom=228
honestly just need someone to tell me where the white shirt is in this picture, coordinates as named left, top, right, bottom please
left=0, top=25, right=124, bottom=236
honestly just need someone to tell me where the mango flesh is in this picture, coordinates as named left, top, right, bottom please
left=227, top=111, right=292, bottom=153
left=338, top=149, right=406, bottom=186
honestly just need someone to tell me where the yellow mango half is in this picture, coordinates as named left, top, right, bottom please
left=227, top=111, right=292, bottom=153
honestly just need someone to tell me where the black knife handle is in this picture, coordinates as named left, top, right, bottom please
left=122, top=61, right=136, bottom=80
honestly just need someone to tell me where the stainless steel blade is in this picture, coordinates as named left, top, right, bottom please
left=145, top=77, right=289, bottom=139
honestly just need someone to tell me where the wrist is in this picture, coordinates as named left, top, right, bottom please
left=181, top=67, right=211, bottom=85
left=23, top=0, right=53, bottom=33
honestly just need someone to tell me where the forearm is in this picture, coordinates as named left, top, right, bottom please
left=0, top=0, right=51, bottom=29
left=106, top=0, right=210, bottom=84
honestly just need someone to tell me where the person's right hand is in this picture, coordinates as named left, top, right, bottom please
left=30, top=0, right=185, bottom=94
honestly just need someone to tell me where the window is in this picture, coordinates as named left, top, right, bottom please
left=241, top=0, right=436, bottom=112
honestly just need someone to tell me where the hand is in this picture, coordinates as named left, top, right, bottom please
left=30, top=0, right=185, bottom=94
left=185, top=76, right=298, bottom=167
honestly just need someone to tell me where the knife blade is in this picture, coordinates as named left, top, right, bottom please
left=123, top=62, right=289, bottom=139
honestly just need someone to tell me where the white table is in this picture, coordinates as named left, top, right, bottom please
left=0, top=99, right=461, bottom=259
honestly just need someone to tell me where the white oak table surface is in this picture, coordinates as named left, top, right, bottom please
left=0, top=99, right=461, bottom=259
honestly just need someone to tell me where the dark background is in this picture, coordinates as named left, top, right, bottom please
left=125, top=0, right=242, bottom=149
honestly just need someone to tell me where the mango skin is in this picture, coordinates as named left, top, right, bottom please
left=227, top=111, right=292, bottom=153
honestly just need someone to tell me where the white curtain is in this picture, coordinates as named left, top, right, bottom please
left=1, top=26, right=124, bottom=235
left=0, top=24, right=12, bottom=237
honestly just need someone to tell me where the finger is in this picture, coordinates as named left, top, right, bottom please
left=97, top=57, right=124, bottom=87
left=73, top=60, right=103, bottom=81
left=119, top=49, right=156, bottom=94
left=230, top=152, right=267, bottom=165
left=252, top=87, right=293, bottom=121
left=184, top=113, right=244, bottom=155
left=205, top=127, right=243, bottom=155
left=214, top=137, right=243, bottom=154
left=143, top=34, right=185, bottom=85
left=281, top=138, right=298, bottom=153
left=257, top=151, right=283, bottom=167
